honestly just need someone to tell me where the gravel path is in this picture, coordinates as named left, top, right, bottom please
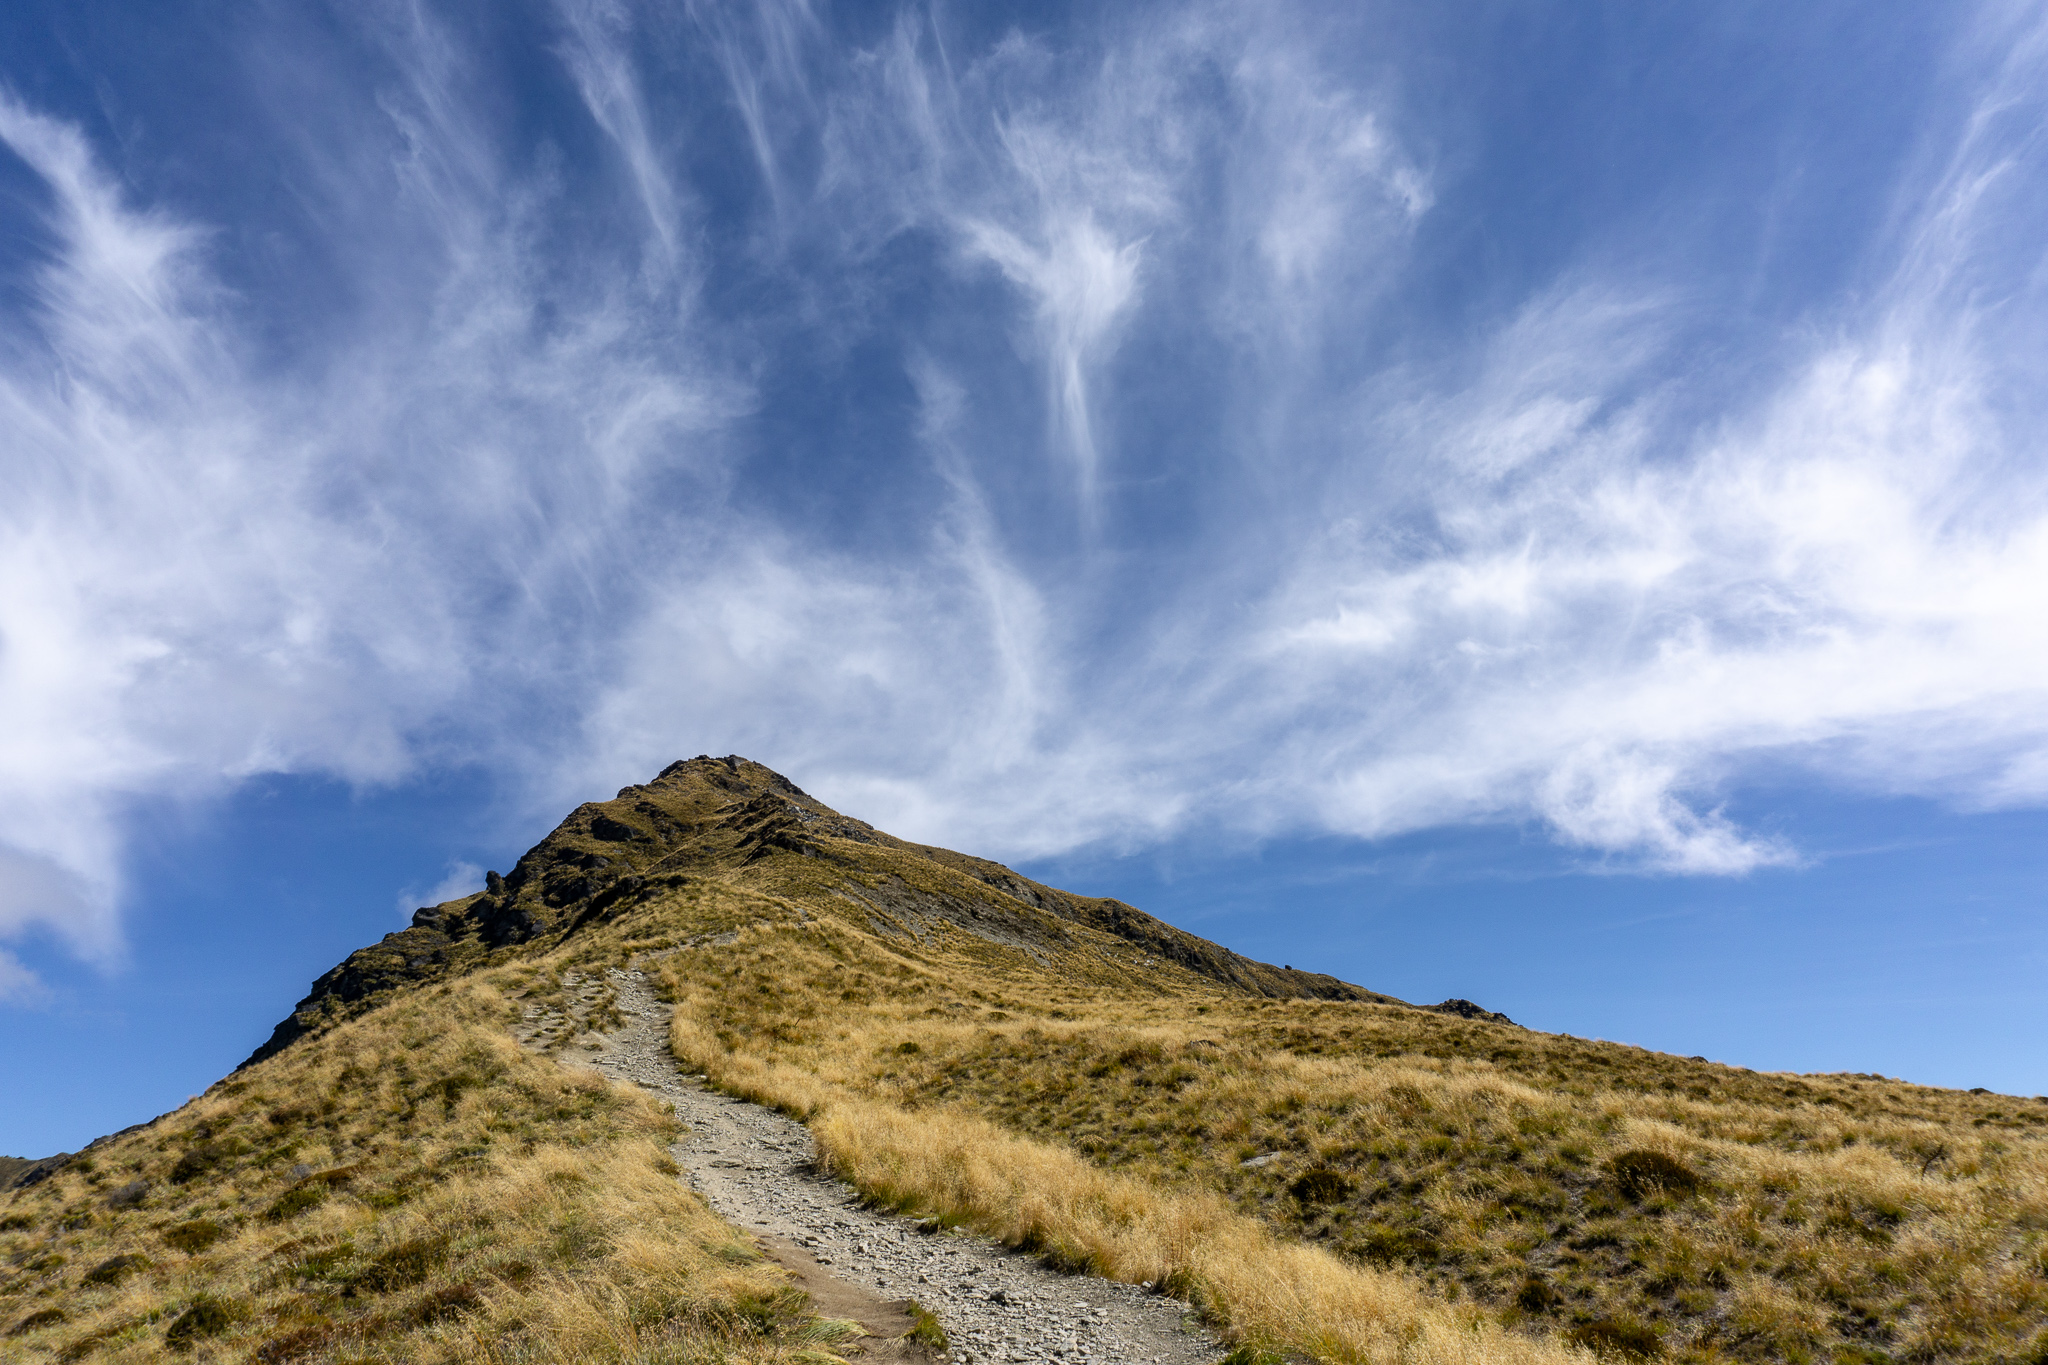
left=541, top=966, right=1228, bottom=1365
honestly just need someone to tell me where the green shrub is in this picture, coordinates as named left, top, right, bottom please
left=164, top=1295, right=238, bottom=1349
left=7, top=1309, right=66, bottom=1337
left=1350, top=1225, right=1442, bottom=1265
left=404, top=1281, right=482, bottom=1326
left=161, top=1219, right=225, bottom=1253
left=1289, top=1167, right=1357, bottom=1205
left=1564, top=1317, right=1663, bottom=1359
left=1220, top=1348, right=1285, bottom=1365
left=249, top=1322, right=339, bottom=1364
left=169, top=1143, right=225, bottom=1185
left=1607, top=1150, right=1703, bottom=1201
left=346, top=1234, right=449, bottom=1293
left=82, top=1253, right=151, bottom=1286
left=264, top=1185, right=326, bottom=1221
left=905, top=1300, right=948, bottom=1351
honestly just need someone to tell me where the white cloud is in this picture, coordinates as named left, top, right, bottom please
left=0, top=11, right=735, bottom=965
left=961, top=210, right=1142, bottom=510
left=0, top=946, right=49, bottom=1007
left=398, top=860, right=484, bottom=918
left=554, top=0, right=682, bottom=268
left=3, top=0, right=2048, bottom=987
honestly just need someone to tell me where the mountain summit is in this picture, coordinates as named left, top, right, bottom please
left=246, top=755, right=1409, bottom=1067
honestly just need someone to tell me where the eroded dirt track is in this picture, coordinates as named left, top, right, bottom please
left=536, top=967, right=1226, bottom=1365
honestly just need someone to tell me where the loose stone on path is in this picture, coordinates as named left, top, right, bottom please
left=550, top=966, right=1225, bottom=1365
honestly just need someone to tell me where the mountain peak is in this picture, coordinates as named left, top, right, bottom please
left=242, top=756, right=1407, bottom=1068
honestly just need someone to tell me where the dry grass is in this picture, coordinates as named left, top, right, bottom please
left=653, top=917, right=1589, bottom=1365
left=19, top=751, right=2044, bottom=1365
left=641, top=896, right=2048, bottom=1365
left=818, top=1096, right=1583, bottom=1365
left=0, top=975, right=845, bottom=1365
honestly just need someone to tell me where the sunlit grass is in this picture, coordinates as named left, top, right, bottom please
left=0, top=977, right=832, bottom=1365
left=15, top=753, right=2045, bottom=1365
left=651, top=892, right=2048, bottom=1365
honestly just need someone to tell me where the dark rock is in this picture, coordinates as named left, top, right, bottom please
left=10, top=1153, right=74, bottom=1189
left=589, top=814, right=639, bottom=842
left=1428, top=999, right=1517, bottom=1026
left=478, top=902, right=546, bottom=948
left=240, top=923, right=459, bottom=1068
left=485, top=870, right=505, bottom=895
left=104, top=1179, right=149, bottom=1208
left=544, top=875, right=594, bottom=907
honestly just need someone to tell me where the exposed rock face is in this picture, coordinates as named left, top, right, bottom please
left=243, top=755, right=1489, bottom=1067
left=1429, top=998, right=1517, bottom=1026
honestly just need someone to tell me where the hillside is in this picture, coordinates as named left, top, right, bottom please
left=6, top=756, right=2044, bottom=1365
left=0, top=971, right=854, bottom=1364
left=243, top=757, right=1412, bottom=1070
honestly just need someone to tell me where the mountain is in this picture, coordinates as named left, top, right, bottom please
left=5, top=757, right=2042, bottom=1365
left=244, top=755, right=1412, bottom=1069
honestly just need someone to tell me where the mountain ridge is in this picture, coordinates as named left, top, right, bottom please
left=242, top=754, right=1437, bottom=1070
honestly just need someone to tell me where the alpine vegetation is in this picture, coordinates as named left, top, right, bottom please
left=7, top=758, right=2040, bottom=1364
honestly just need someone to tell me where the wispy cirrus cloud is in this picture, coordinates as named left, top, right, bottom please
left=0, top=1, right=737, bottom=982
left=2, top=0, right=2047, bottom=990
left=581, top=1, right=2048, bottom=876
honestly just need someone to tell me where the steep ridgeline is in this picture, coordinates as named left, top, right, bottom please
left=245, top=756, right=1415, bottom=1067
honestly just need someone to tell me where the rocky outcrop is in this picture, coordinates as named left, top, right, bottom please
left=1429, top=998, right=1517, bottom=1026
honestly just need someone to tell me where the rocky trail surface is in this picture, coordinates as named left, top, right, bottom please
left=524, top=966, right=1228, bottom=1365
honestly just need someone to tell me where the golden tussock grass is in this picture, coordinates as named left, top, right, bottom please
left=647, top=896, right=2048, bottom=1365
left=815, top=1098, right=1584, bottom=1365
left=0, top=975, right=840, bottom=1365
left=16, top=787, right=2044, bottom=1365
left=661, top=940, right=1586, bottom=1365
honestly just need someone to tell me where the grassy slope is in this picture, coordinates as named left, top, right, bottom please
left=0, top=971, right=850, bottom=1365
left=644, top=895, right=2048, bottom=1365
left=493, top=759, right=2047, bottom=1365
left=16, top=758, right=2044, bottom=1365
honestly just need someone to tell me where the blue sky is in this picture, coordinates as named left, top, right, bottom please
left=2, top=1, right=2045, bottom=1156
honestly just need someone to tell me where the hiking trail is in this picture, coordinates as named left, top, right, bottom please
left=524, top=965, right=1229, bottom=1365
